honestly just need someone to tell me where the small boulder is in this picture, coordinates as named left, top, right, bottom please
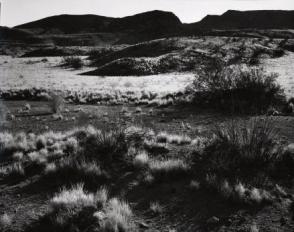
left=207, top=216, right=220, bottom=225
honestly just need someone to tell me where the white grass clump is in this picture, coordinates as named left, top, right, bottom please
left=0, top=213, right=12, bottom=229
left=51, top=184, right=97, bottom=210
left=133, top=151, right=149, bottom=168
left=150, top=202, right=163, bottom=214
left=102, top=198, right=134, bottom=232
left=149, top=159, right=188, bottom=173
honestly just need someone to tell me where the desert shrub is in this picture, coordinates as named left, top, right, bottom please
left=143, top=140, right=169, bottom=154
left=271, top=48, right=285, bottom=58
left=0, top=101, right=8, bottom=125
left=133, top=151, right=149, bottom=169
left=1, top=162, right=25, bottom=179
left=203, top=175, right=273, bottom=205
left=80, top=128, right=128, bottom=165
left=156, top=132, right=192, bottom=145
left=0, top=213, right=12, bottom=231
left=61, top=56, right=83, bottom=69
left=31, top=184, right=135, bottom=232
left=192, top=63, right=286, bottom=114
left=248, top=47, right=269, bottom=66
left=44, top=158, right=108, bottom=187
left=102, top=198, right=134, bottom=231
left=194, top=118, right=282, bottom=183
left=150, top=202, right=163, bottom=214
left=148, top=159, right=189, bottom=182
left=49, top=93, right=64, bottom=114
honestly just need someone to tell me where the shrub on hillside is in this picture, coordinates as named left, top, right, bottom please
left=61, top=56, right=83, bottom=69
left=191, top=62, right=286, bottom=114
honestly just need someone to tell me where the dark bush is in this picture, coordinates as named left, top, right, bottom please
left=193, top=118, right=282, bottom=183
left=191, top=62, right=286, bottom=114
left=61, top=56, right=83, bottom=69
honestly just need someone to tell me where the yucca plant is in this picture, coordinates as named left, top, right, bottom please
left=195, top=118, right=282, bottom=181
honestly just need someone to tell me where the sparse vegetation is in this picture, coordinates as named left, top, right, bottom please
left=33, top=184, right=135, bottom=232
left=193, top=118, right=283, bottom=184
left=61, top=56, right=83, bottom=69
left=192, top=62, right=286, bottom=114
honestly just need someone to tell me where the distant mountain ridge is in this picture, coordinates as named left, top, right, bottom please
left=190, top=10, right=294, bottom=30
left=15, top=10, right=182, bottom=35
left=6, top=10, right=294, bottom=46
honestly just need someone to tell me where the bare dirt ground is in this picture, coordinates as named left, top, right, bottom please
left=1, top=101, right=294, bottom=231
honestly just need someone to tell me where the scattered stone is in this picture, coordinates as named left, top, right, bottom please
left=52, top=114, right=63, bottom=120
left=138, top=221, right=149, bottom=229
left=285, top=143, right=294, bottom=153
left=6, top=113, right=15, bottom=121
left=24, top=103, right=31, bottom=111
left=207, top=216, right=220, bottom=225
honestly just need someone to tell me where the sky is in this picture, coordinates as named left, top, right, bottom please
left=1, top=0, right=294, bottom=27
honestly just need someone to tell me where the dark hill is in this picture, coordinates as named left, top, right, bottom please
left=0, top=26, right=43, bottom=43
left=15, top=10, right=182, bottom=35
left=10, top=10, right=294, bottom=46
left=190, top=10, right=294, bottom=30
left=15, top=14, right=115, bottom=34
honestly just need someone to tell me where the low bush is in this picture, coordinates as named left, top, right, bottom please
left=44, top=158, right=108, bottom=187
left=194, top=118, right=282, bottom=183
left=61, top=56, right=83, bottom=69
left=80, top=128, right=128, bottom=165
left=148, top=159, right=189, bottom=182
left=31, top=184, right=135, bottom=232
left=203, top=175, right=273, bottom=205
left=192, top=63, right=286, bottom=114
left=49, top=93, right=64, bottom=114
left=0, top=213, right=12, bottom=231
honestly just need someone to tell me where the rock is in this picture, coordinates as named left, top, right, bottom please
left=6, top=114, right=15, bottom=121
left=52, top=114, right=63, bottom=120
left=138, top=221, right=149, bottom=229
left=24, top=103, right=31, bottom=111
left=285, top=143, right=294, bottom=153
left=207, top=216, right=220, bottom=224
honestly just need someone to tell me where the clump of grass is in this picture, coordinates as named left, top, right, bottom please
left=39, top=184, right=135, bottom=232
left=81, top=128, right=128, bottom=165
left=148, top=159, right=189, bottom=182
left=204, top=175, right=273, bottom=205
left=150, top=202, right=163, bottom=215
left=143, top=140, right=169, bottom=154
left=192, top=63, right=286, bottom=114
left=133, top=151, right=149, bottom=169
left=49, top=93, right=64, bottom=114
left=0, top=213, right=12, bottom=230
left=61, top=56, right=83, bottom=69
left=3, top=162, right=25, bottom=179
left=44, top=158, right=108, bottom=187
left=194, top=118, right=282, bottom=182
left=102, top=198, right=134, bottom=231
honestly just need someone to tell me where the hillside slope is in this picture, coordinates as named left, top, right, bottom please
left=190, top=10, right=294, bottom=30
